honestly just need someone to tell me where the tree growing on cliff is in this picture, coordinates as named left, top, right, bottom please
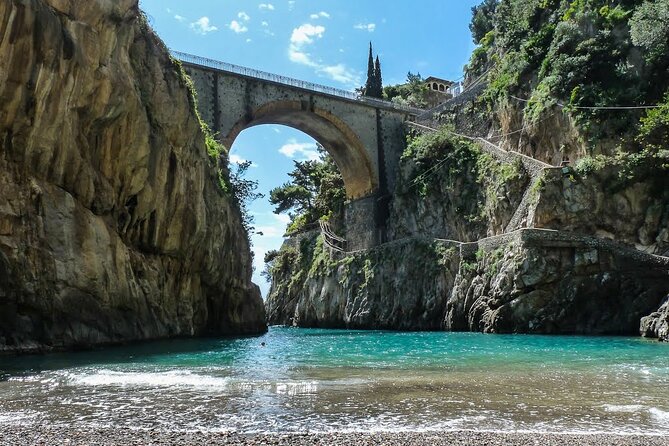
left=229, top=159, right=264, bottom=235
left=374, top=56, right=383, bottom=98
left=469, top=0, right=499, bottom=44
left=269, top=145, right=345, bottom=232
left=383, top=72, right=430, bottom=108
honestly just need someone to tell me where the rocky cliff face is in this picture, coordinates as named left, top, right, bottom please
left=266, top=235, right=460, bottom=329
left=640, top=299, right=669, bottom=342
left=530, top=166, right=669, bottom=256
left=0, top=0, right=266, bottom=353
left=266, top=127, right=669, bottom=337
left=266, top=229, right=669, bottom=334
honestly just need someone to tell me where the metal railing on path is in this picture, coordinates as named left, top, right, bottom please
left=319, top=220, right=347, bottom=253
left=172, top=50, right=424, bottom=115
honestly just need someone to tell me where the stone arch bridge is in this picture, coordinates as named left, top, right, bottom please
left=175, top=51, right=421, bottom=249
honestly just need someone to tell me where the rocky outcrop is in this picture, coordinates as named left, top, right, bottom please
left=266, top=229, right=669, bottom=334
left=640, top=298, right=669, bottom=342
left=267, top=124, right=669, bottom=336
left=0, top=0, right=265, bottom=353
left=267, top=235, right=460, bottom=329
left=448, top=231, right=669, bottom=334
left=387, top=131, right=530, bottom=242
left=530, top=167, right=669, bottom=256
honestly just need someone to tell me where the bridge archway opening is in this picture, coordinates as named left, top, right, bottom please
left=222, top=101, right=378, bottom=200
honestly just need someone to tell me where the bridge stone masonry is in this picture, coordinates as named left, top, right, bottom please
left=174, top=51, right=422, bottom=250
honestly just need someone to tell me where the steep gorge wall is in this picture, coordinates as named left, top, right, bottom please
left=266, top=230, right=669, bottom=335
left=0, top=0, right=266, bottom=353
left=267, top=128, right=669, bottom=339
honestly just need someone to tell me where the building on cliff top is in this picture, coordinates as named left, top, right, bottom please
left=424, top=76, right=461, bottom=107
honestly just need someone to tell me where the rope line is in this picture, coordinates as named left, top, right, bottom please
left=509, top=95, right=661, bottom=110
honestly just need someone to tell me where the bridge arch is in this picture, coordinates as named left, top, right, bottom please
left=222, top=101, right=377, bottom=199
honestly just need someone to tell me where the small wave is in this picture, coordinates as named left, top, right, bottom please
left=0, top=411, right=39, bottom=425
left=275, top=381, right=318, bottom=395
left=602, top=404, right=645, bottom=413
left=649, top=408, right=669, bottom=424
left=66, top=370, right=231, bottom=389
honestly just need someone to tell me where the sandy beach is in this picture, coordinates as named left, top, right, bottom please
left=2, top=427, right=669, bottom=446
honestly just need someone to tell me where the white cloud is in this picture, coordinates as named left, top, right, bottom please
left=278, top=139, right=321, bottom=161
left=229, top=153, right=258, bottom=167
left=229, top=20, right=248, bottom=33
left=259, top=3, right=275, bottom=11
left=174, top=14, right=186, bottom=22
left=290, top=23, right=325, bottom=45
left=238, top=11, right=250, bottom=21
left=246, top=38, right=253, bottom=43
left=318, top=64, right=359, bottom=85
left=288, top=23, right=325, bottom=67
left=190, top=17, right=218, bottom=35
left=354, top=23, right=376, bottom=32
left=229, top=154, right=246, bottom=164
left=261, top=21, right=275, bottom=36
left=288, top=1, right=296, bottom=10
left=310, top=11, right=330, bottom=19
left=287, top=23, right=360, bottom=87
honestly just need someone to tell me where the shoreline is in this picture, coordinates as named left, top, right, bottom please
left=3, top=426, right=669, bottom=446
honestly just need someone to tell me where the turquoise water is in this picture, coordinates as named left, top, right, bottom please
left=1, top=327, right=669, bottom=433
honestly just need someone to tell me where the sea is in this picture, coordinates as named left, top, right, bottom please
left=1, top=327, right=668, bottom=434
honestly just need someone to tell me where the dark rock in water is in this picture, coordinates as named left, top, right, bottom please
left=0, top=0, right=265, bottom=354
left=640, top=298, right=669, bottom=342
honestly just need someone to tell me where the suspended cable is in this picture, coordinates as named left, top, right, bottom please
left=509, top=95, right=661, bottom=110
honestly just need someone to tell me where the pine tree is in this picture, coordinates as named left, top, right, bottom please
left=364, top=42, right=375, bottom=97
left=373, top=55, right=383, bottom=98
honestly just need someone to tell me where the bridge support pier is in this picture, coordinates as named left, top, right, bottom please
left=345, top=193, right=388, bottom=251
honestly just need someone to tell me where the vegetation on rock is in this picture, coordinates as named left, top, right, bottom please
left=269, top=145, right=345, bottom=234
left=384, top=72, right=432, bottom=108
left=466, top=0, right=669, bottom=158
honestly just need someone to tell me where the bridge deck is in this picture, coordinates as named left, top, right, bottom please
left=172, top=50, right=424, bottom=115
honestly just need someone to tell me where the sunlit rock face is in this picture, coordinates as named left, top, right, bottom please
left=0, top=0, right=266, bottom=353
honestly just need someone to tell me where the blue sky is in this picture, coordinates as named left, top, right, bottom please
left=139, top=0, right=481, bottom=296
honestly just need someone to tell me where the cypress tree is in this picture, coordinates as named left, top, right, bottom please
left=364, top=42, right=375, bottom=97
left=373, top=55, right=383, bottom=98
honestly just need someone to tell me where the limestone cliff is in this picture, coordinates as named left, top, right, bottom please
left=266, top=128, right=669, bottom=337
left=0, top=0, right=266, bottom=353
left=266, top=0, right=669, bottom=339
left=266, top=229, right=669, bottom=333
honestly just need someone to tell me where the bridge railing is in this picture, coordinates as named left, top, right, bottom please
left=172, top=50, right=424, bottom=115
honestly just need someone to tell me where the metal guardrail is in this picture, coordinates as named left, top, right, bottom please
left=172, top=50, right=424, bottom=115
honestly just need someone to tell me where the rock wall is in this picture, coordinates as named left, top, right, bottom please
left=266, top=235, right=461, bottom=329
left=530, top=167, right=669, bottom=256
left=266, top=230, right=669, bottom=334
left=0, top=0, right=266, bottom=353
left=386, top=131, right=530, bottom=242
left=640, top=298, right=669, bottom=342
